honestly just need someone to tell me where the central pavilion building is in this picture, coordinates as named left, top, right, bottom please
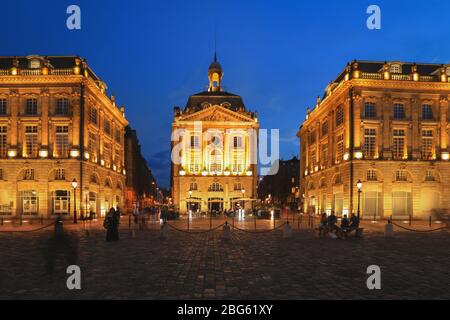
left=171, top=54, right=259, bottom=214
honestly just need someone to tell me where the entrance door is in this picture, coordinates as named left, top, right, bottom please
left=88, top=192, right=98, bottom=217
left=53, top=190, right=70, bottom=215
left=208, top=198, right=223, bottom=214
left=21, top=191, right=38, bottom=216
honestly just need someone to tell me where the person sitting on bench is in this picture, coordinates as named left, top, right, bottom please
left=341, top=214, right=350, bottom=232
left=345, top=213, right=360, bottom=234
left=327, top=211, right=339, bottom=235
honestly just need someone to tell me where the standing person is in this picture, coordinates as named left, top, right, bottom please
left=104, top=208, right=119, bottom=242
left=115, top=206, right=122, bottom=223
left=133, top=203, right=139, bottom=224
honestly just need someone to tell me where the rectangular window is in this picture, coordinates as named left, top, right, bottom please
left=190, top=135, right=200, bottom=148
left=393, top=104, right=405, bottom=120
left=392, top=129, right=405, bottom=159
left=363, top=128, right=377, bottom=158
left=309, top=130, right=316, bottom=144
left=89, top=107, right=98, bottom=125
left=336, top=134, right=344, bottom=163
left=189, top=151, right=201, bottom=173
left=364, top=102, right=377, bottom=119
left=335, top=107, right=344, bottom=127
left=23, top=169, right=35, bottom=181
left=25, top=126, right=38, bottom=157
left=0, top=99, right=7, bottom=115
left=367, top=169, right=377, bottom=181
left=0, top=126, right=7, bottom=158
left=55, top=126, right=69, bottom=157
left=310, top=150, right=316, bottom=169
left=115, top=128, right=121, bottom=143
left=422, top=105, right=433, bottom=120
left=88, top=132, right=98, bottom=160
left=232, top=153, right=244, bottom=173
left=321, top=143, right=328, bottom=166
left=421, top=130, right=434, bottom=160
left=425, top=170, right=435, bottom=181
left=115, top=147, right=120, bottom=165
left=233, top=136, right=243, bottom=149
left=321, top=121, right=329, bottom=137
left=56, top=98, right=70, bottom=115
left=26, top=99, right=38, bottom=115
left=55, top=169, right=65, bottom=181
left=396, top=170, right=407, bottom=182
left=189, top=183, right=198, bottom=191
left=103, top=119, right=111, bottom=135
left=103, top=142, right=111, bottom=167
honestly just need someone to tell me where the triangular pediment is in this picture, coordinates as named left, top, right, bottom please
left=179, top=105, right=254, bottom=122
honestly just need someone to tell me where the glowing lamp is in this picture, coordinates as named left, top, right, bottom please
left=179, top=169, right=186, bottom=176
left=39, top=149, right=48, bottom=158
left=224, top=169, right=231, bottom=176
left=71, top=178, right=78, bottom=189
left=357, top=180, right=363, bottom=191
left=201, top=170, right=208, bottom=176
left=354, top=151, right=363, bottom=159
left=384, top=71, right=390, bottom=80
left=413, top=73, right=419, bottom=81
left=10, top=67, right=17, bottom=75
left=314, top=166, right=319, bottom=172
left=246, top=170, right=253, bottom=176
left=84, top=152, right=90, bottom=160
left=100, top=159, right=105, bottom=166
left=70, top=149, right=80, bottom=158
left=304, top=170, right=308, bottom=176
left=442, top=152, right=450, bottom=161
left=113, top=165, right=117, bottom=171
left=123, top=169, right=126, bottom=175
left=343, top=153, right=350, bottom=161
left=7, top=149, right=17, bottom=158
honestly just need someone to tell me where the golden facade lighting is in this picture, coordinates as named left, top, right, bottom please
left=70, top=149, right=80, bottom=158
left=39, top=149, right=48, bottom=158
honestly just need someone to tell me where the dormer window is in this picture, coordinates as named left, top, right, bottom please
left=29, top=59, right=41, bottom=69
left=390, top=64, right=402, bottom=74
left=446, top=67, right=450, bottom=76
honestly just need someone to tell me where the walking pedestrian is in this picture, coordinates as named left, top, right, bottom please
left=104, top=208, right=119, bottom=241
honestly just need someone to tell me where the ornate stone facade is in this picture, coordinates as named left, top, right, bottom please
left=0, top=55, right=127, bottom=219
left=171, top=55, right=259, bottom=214
left=298, top=61, right=450, bottom=219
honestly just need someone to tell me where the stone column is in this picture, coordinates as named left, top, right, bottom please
left=382, top=95, right=392, bottom=159
left=440, top=97, right=449, bottom=154
left=41, top=88, right=50, bottom=147
left=9, top=90, right=19, bottom=148
left=411, top=96, right=420, bottom=159
left=353, top=93, right=362, bottom=150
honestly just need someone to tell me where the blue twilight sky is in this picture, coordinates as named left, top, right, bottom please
left=1, top=0, right=450, bottom=187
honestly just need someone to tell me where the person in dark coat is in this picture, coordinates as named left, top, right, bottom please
left=104, top=208, right=119, bottom=241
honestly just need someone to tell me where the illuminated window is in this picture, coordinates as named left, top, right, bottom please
left=310, top=150, right=316, bottom=169
left=54, top=169, right=65, bottom=181
left=421, top=130, right=434, bottom=160
left=56, top=98, right=70, bottom=115
left=335, top=106, right=344, bottom=127
left=367, top=170, right=377, bottom=181
left=23, top=169, right=35, bottom=181
left=309, top=130, right=316, bottom=144
left=0, top=126, right=7, bottom=158
left=189, top=183, right=198, bottom=191
left=364, top=102, right=377, bottom=119
left=25, top=126, right=38, bottom=157
left=103, top=119, right=111, bottom=135
left=0, top=99, right=7, bottom=115
left=321, top=121, right=329, bottom=137
left=392, top=191, right=411, bottom=217
left=89, top=107, right=98, bottom=125
left=390, top=64, right=402, bottom=74
left=88, top=133, right=98, bottom=160
left=105, top=179, right=112, bottom=188
left=115, top=147, right=121, bottom=166
left=209, top=150, right=222, bottom=173
left=363, top=128, right=377, bottom=159
left=393, top=104, right=405, bottom=119
left=232, top=153, right=244, bottom=174
left=115, top=128, right=121, bottom=143
left=422, top=105, right=433, bottom=120
left=321, top=143, right=328, bottom=166
left=208, top=183, right=223, bottom=192
left=425, top=170, right=435, bottom=181
left=396, top=170, right=407, bottom=182
left=189, top=151, right=201, bottom=173
left=336, top=134, right=344, bottom=163
left=190, top=135, right=200, bottom=148
left=233, top=136, right=243, bottom=149
left=103, top=142, right=111, bottom=167
left=392, top=129, right=405, bottom=159
left=29, top=59, right=41, bottom=69
left=26, top=99, right=38, bottom=115
left=55, top=126, right=69, bottom=158
left=90, top=175, right=99, bottom=184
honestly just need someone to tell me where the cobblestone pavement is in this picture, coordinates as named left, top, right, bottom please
left=0, top=219, right=449, bottom=300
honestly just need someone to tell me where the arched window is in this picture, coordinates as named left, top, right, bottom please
left=209, top=150, right=222, bottom=173
left=90, top=174, right=99, bottom=184
left=105, top=178, right=112, bottom=188
left=208, top=183, right=223, bottom=192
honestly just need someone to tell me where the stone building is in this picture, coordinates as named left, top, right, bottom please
left=298, top=60, right=450, bottom=220
left=124, top=125, right=157, bottom=212
left=171, top=54, right=259, bottom=214
left=0, top=55, right=127, bottom=219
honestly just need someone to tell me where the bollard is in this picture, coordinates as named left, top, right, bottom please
left=385, top=219, right=394, bottom=238
left=409, top=215, right=412, bottom=226
left=159, top=222, right=168, bottom=239
left=222, top=221, right=231, bottom=241
left=1, top=217, right=3, bottom=226
left=128, top=215, right=132, bottom=229
left=54, top=216, right=64, bottom=239
left=283, top=222, right=293, bottom=239
left=429, top=215, right=432, bottom=228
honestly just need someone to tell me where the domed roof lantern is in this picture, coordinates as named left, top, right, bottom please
left=208, top=51, right=223, bottom=92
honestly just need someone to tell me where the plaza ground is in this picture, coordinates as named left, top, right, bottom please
left=0, top=217, right=448, bottom=300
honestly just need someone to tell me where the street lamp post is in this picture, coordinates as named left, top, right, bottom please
left=72, top=179, right=78, bottom=224
left=241, top=188, right=245, bottom=220
left=356, top=180, right=362, bottom=219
